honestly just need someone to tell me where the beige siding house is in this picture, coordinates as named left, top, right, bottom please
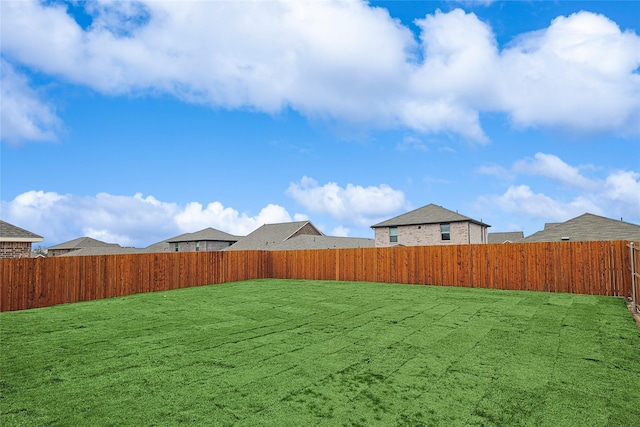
left=0, top=220, right=44, bottom=258
left=47, top=237, right=121, bottom=257
left=167, top=227, right=240, bottom=252
left=371, top=204, right=490, bottom=247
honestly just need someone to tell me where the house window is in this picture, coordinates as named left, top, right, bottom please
left=389, top=227, right=398, bottom=243
left=174, top=243, right=179, bottom=252
left=440, top=223, right=450, bottom=241
left=196, top=242, right=200, bottom=252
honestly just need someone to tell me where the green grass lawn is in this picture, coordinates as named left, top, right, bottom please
left=2, top=279, right=639, bottom=426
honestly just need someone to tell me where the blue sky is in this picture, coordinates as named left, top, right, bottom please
left=1, top=0, right=639, bottom=248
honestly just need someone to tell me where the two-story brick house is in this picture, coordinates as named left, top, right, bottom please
left=371, top=204, right=490, bottom=247
left=0, top=220, right=44, bottom=258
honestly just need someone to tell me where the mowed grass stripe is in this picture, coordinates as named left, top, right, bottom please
left=2, top=279, right=639, bottom=426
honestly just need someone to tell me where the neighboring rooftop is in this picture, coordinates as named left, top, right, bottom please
left=57, top=247, right=145, bottom=257
left=0, top=220, right=44, bottom=242
left=523, top=213, right=640, bottom=242
left=371, top=204, right=490, bottom=228
left=48, top=237, right=120, bottom=250
left=167, top=227, right=240, bottom=243
left=225, top=221, right=324, bottom=251
left=268, top=235, right=375, bottom=250
left=488, top=232, right=524, bottom=244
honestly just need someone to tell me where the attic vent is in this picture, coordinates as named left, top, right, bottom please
left=561, top=237, right=570, bottom=241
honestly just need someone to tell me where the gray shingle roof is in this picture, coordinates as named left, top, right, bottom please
left=57, top=247, right=145, bottom=257
left=371, top=204, right=490, bottom=228
left=523, top=213, right=640, bottom=242
left=48, top=237, right=120, bottom=250
left=167, top=227, right=241, bottom=243
left=268, top=235, right=375, bottom=250
left=487, top=231, right=524, bottom=244
left=0, top=220, right=44, bottom=242
left=225, top=221, right=323, bottom=251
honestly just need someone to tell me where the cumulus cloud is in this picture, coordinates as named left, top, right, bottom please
left=286, top=176, right=407, bottom=226
left=0, top=60, right=62, bottom=143
left=174, top=201, right=294, bottom=236
left=485, top=184, right=603, bottom=221
left=1, top=2, right=638, bottom=144
left=497, top=12, right=640, bottom=135
left=477, top=153, right=640, bottom=222
left=513, top=153, right=596, bottom=189
left=0, top=191, right=299, bottom=247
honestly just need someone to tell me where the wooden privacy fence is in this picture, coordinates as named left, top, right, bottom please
left=270, top=240, right=631, bottom=296
left=0, top=241, right=633, bottom=312
left=0, top=251, right=270, bottom=312
left=631, top=242, right=640, bottom=314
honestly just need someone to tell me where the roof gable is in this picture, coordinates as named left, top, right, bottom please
left=523, top=213, right=640, bottom=242
left=0, top=220, right=44, bottom=243
left=371, top=204, right=489, bottom=228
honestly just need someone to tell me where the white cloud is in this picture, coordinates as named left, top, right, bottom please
left=331, top=225, right=351, bottom=237
left=498, top=11, right=640, bottom=135
left=0, top=60, right=62, bottom=143
left=0, top=191, right=300, bottom=247
left=174, top=201, right=294, bottom=236
left=603, top=170, right=640, bottom=206
left=484, top=184, right=603, bottom=221
left=477, top=153, right=640, bottom=223
left=513, top=152, right=596, bottom=189
left=286, top=176, right=407, bottom=226
left=1, top=2, right=638, bottom=143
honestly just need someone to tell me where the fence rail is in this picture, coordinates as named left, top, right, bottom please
left=0, top=241, right=633, bottom=312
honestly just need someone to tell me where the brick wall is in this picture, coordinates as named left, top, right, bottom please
left=0, top=242, right=33, bottom=258
left=375, top=222, right=488, bottom=247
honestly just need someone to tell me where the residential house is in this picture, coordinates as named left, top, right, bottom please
left=167, top=227, right=241, bottom=252
left=225, top=221, right=324, bottom=251
left=267, top=235, right=375, bottom=250
left=56, top=247, right=144, bottom=257
left=488, top=231, right=524, bottom=244
left=371, top=204, right=490, bottom=247
left=522, top=213, right=640, bottom=242
left=47, top=237, right=121, bottom=257
left=0, top=220, right=44, bottom=258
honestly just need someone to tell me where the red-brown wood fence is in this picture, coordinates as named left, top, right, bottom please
left=630, top=242, right=640, bottom=314
left=0, top=241, right=634, bottom=312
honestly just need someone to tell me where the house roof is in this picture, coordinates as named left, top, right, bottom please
left=57, top=247, right=145, bottom=257
left=268, top=235, right=375, bottom=250
left=371, top=204, right=490, bottom=228
left=0, top=220, right=44, bottom=243
left=523, top=213, right=640, bottom=242
left=167, top=227, right=241, bottom=243
left=48, top=237, right=120, bottom=250
left=225, top=221, right=324, bottom=251
left=487, top=231, right=524, bottom=244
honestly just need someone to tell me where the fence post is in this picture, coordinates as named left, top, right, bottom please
left=631, top=242, right=638, bottom=315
